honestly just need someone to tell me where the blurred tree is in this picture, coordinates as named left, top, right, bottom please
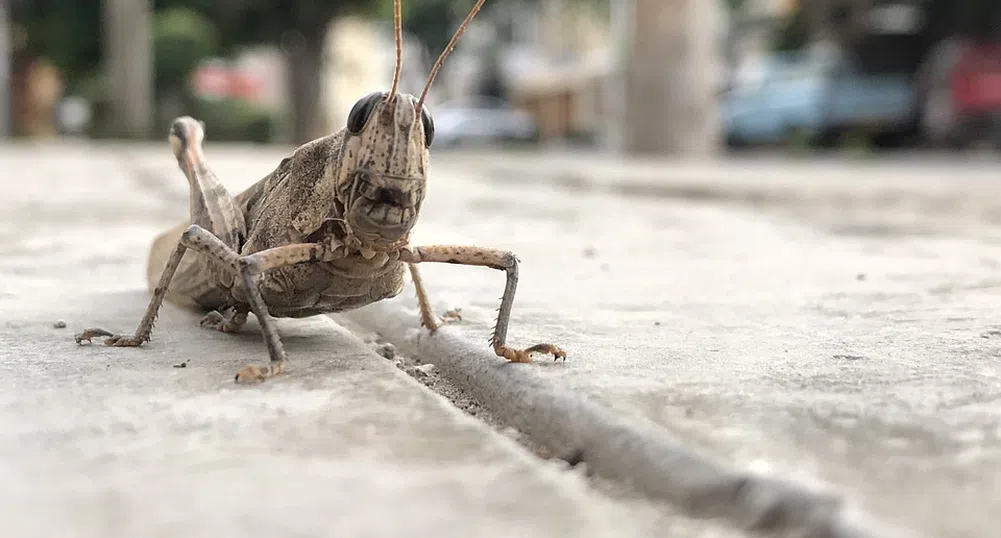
left=772, top=4, right=810, bottom=52
left=369, top=0, right=608, bottom=107
left=377, top=0, right=607, bottom=61
left=194, top=0, right=376, bottom=144
left=152, top=7, right=219, bottom=135
left=153, top=7, right=218, bottom=99
left=9, top=0, right=102, bottom=95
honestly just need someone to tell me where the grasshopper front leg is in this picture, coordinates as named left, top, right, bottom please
left=401, top=246, right=567, bottom=363
left=229, top=241, right=346, bottom=383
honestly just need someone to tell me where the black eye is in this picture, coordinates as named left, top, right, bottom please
left=421, top=105, right=435, bottom=147
left=346, top=92, right=385, bottom=134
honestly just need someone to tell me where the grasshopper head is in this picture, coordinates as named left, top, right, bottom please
left=334, top=0, right=486, bottom=251
left=338, top=91, right=433, bottom=247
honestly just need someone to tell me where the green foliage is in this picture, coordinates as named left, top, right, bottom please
left=375, top=0, right=456, bottom=59
left=10, top=0, right=103, bottom=94
left=191, top=97, right=278, bottom=143
left=772, top=5, right=809, bottom=52
left=206, top=0, right=378, bottom=48
left=153, top=7, right=219, bottom=92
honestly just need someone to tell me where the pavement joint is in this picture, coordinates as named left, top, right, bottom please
left=336, top=300, right=912, bottom=538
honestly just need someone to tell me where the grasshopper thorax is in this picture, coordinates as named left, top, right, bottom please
left=337, top=91, right=434, bottom=249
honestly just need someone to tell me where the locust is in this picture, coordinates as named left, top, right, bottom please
left=74, top=0, right=567, bottom=383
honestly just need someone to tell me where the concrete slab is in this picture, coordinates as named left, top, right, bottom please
left=331, top=154, right=1001, bottom=538
left=0, top=144, right=744, bottom=538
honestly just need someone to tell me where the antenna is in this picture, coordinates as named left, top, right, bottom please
left=416, top=0, right=487, bottom=111
left=388, top=0, right=403, bottom=100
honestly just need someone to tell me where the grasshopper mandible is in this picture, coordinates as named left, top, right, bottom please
left=75, top=0, right=567, bottom=383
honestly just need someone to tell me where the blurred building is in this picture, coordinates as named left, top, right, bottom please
left=422, top=1, right=617, bottom=145
left=0, top=0, right=8, bottom=137
left=499, top=0, right=613, bottom=144
left=323, top=15, right=428, bottom=127
left=434, top=0, right=730, bottom=153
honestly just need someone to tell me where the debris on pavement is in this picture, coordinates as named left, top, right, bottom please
left=372, top=342, right=396, bottom=360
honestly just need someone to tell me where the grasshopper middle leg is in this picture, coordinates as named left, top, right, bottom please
left=407, top=263, right=463, bottom=331
left=401, top=245, right=566, bottom=363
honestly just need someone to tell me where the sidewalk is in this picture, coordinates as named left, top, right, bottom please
left=10, top=141, right=999, bottom=538
left=0, top=144, right=740, bottom=538
left=336, top=151, right=1001, bottom=538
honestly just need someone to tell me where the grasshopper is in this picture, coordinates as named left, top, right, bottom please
left=75, top=0, right=566, bottom=383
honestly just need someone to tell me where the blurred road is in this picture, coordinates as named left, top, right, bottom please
left=3, top=141, right=1001, bottom=537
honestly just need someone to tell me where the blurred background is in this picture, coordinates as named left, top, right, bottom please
left=3, top=0, right=1001, bottom=157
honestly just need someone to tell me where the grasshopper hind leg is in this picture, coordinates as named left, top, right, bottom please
left=75, top=117, right=249, bottom=350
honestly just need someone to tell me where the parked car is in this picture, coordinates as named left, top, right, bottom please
left=917, top=37, right=1001, bottom=149
left=723, top=49, right=918, bottom=149
left=430, top=95, right=540, bottom=148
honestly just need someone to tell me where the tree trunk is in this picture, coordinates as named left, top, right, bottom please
left=619, top=0, right=722, bottom=157
left=286, top=27, right=329, bottom=145
left=104, top=0, right=153, bottom=138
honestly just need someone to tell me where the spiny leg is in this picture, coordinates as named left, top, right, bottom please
left=230, top=242, right=343, bottom=384
left=75, top=225, right=241, bottom=347
left=401, top=246, right=566, bottom=363
left=407, top=263, right=463, bottom=331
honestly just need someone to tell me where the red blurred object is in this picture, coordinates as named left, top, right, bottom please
left=950, top=39, right=1001, bottom=113
left=191, top=63, right=264, bottom=102
left=918, top=36, right=1001, bottom=149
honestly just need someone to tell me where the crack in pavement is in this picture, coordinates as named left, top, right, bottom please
left=335, top=302, right=911, bottom=538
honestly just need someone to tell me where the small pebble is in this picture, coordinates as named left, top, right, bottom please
left=582, top=247, right=597, bottom=259
left=500, top=427, right=521, bottom=440
left=407, top=364, right=436, bottom=380
left=372, top=342, right=395, bottom=360
left=53, top=320, right=66, bottom=329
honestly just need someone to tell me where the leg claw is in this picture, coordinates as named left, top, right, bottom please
left=440, top=308, right=463, bottom=324
left=200, top=310, right=226, bottom=329
left=422, top=308, right=462, bottom=333
left=234, top=362, right=284, bottom=384
left=75, top=328, right=114, bottom=345
left=200, top=308, right=246, bottom=333
left=525, top=343, right=568, bottom=362
left=496, top=343, right=567, bottom=363
left=104, top=335, right=144, bottom=347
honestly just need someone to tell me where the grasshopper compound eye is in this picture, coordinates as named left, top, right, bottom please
left=346, top=92, right=385, bottom=134
left=420, top=105, right=435, bottom=147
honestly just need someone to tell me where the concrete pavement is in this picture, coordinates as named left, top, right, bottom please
left=0, top=143, right=742, bottom=538
left=335, top=150, right=1001, bottom=538
left=6, top=141, right=1001, bottom=538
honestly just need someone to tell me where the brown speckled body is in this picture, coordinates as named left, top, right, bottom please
left=146, top=128, right=410, bottom=319
left=78, top=0, right=566, bottom=383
